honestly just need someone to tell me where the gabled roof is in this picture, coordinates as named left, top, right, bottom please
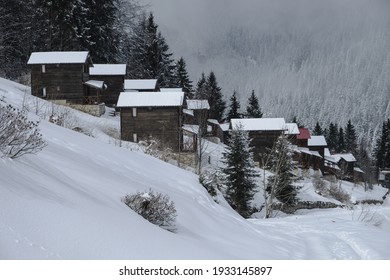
left=231, top=118, right=286, bottom=131
left=124, top=79, right=157, bottom=90
left=186, top=99, right=210, bottom=110
left=332, top=153, right=357, bottom=163
left=89, top=64, right=126, bottom=76
left=308, top=135, right=327, bottom=147
left=285, top=123, right=299, bottom=135
left=297, top=128, right=311, bottom=140
left=117, top=91, right=184, bottom=107
left=27, top=51, right=90, bottom=64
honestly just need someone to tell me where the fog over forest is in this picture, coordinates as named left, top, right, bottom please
left=142, top=0, right=390, bottom=147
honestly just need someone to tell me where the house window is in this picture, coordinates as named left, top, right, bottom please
left=41, top=65, right=46, bottom=73
left=42, top=87, right=47, bottom=97
left=147, top=106, right=153, bottom=111
left=133, top=133, right=137, bottom=142
left=132, top=107, right=137, bottom=117
left=56, top=86, right=60, bottom=92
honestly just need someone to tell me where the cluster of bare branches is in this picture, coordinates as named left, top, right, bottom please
left=122, top=189, right=177, bottom=232
left=0, top=104, right=46, bottom=159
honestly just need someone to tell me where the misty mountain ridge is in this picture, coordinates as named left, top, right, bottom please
left=144, top=0, right=390, bottom=146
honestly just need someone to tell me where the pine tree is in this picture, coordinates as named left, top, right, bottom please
left=126, top=13, right=176, bottom=87
left=326, top=122, right=338, bottom=152
left=226, top=91, right=241, bottom=120
left=222, top=126, right=258, bottom=218
left=291, top=116, right=304, bottom=128
left=206, top=71, right=226, bottom=121
left=344, top=120, right=357, bottom=153
left=245, top=90, right=263, bottom=118
left=374, top=119, right=390, bottom=169
left=313, top=122, right=323, bottom=136
left=337, top=127, right=345, bottom=153
left=266, top=135, right=297, bottom=207
left=173, top=57, right=194, bottom=100
left=194, top=72, right=207, bottom=99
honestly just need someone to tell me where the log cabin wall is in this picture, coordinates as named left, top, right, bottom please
left=120, top=106, right=182, bottom=151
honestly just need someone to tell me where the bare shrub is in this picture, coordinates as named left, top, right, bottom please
left=139, top=138, right=174, bottom=162
left=122, top=189, right=177, bottom=232
left=0, top=104, right=46, bottom=158
left=329, top=183, right=351, bottom=204
left=312, top=174, right=327, bottom=195
left=352, top=204, right=383, bottom=227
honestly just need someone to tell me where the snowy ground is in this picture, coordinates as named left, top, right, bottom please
left=1, top=77, right=390, bottom=259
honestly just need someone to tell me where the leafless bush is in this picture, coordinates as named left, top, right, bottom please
left=0, top=104, right=46, bottom=158
left=352, top=204, right=383, bottom=227
left=122, top=189, right=177, bottom=232
left=312, top=174, right=328, bottom=195
left=329, top=183, right=351, bottom=204
left=139, top=138, right=174, bottom=162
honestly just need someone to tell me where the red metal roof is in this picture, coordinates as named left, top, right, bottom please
left=297, top=128, right=311, bottom=140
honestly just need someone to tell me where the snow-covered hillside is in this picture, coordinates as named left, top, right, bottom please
left=1, top=77, right=390, bottom=259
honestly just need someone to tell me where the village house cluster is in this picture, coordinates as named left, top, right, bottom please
left=28, top=51, right=364, bottom=183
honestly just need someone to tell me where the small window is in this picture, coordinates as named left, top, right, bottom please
left=56, top=86, right=60, bottom=92
left=132, top=107, right=137, bottom=117
left=42, top=87, right=47, bottom=97
left=147, top=106, right=153, bottom=111
left=42, top=65, right=46, bottom=73
left=133, top=133, right=137, bottom=143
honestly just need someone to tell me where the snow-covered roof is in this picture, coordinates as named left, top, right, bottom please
left=84, top=80, right=105, bottom=89
left=354, top=167, right=364, bottom=173
left=285, top=123, right=299, bottom=135
left=124, top=79, right=157, bottom=90
left=89, top=64, right=126, bottom=76
left=117, top=91, right=184, bottom=107
left=186, top=99, right=210, bottom=110
left=161, top=88, right=183, bottom=92
left=183, top=109, right=194, bottom=116
left=332, top=153, right=357, bottom=163
left=299, top=148, right=322, bottom=158
left=308, top=135, right=327, bottom=147
left=182, top=125, right=199, bottom=134
left=220, top=123, right=230, bottom=131
left=27, top=51, right=90, bottom=64
left=231, top=118, right=286, bottom=131
left=207, top=119, right=219, bottom=125
left=324, top=148, right=331, bottom=157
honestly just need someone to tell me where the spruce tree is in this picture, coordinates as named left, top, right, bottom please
left=313, top=122, right=323, bottom=136
left=266, top=135, right=297, bottom=207
left=326, top=122, right=338, bottom=152
left=226, top=91, right=241, bottom=120
left=344, top=120, right=357, bottom=153
left=194, top=72, right=207, bottom=99
left=337, top=127, right=345, bottom=153
left=206, top=71, right=226, bottom=121
left=222, top=126, right=258, bottom=218
left=374, top=119, right=390, bottom=169
left=173, top=57, right=194, bottom=100
left=245, top=90, right=263, bottom=118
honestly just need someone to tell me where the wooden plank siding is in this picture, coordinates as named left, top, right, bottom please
left=120, top=107, right=182, bottom=151
left=89, top=75, right=124, bottom=106
left=30, top=62, right=90, bottom=104
left=248, top=130, right=284, bottom=162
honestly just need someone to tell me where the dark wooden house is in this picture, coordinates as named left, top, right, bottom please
left=325, top=153, right=357, bottom=181
left=27, top=51, right=103, bottom=104
left=89, top=64, right=126, bottom=106
left=307, top=135, right=327, bottom=172
left=124, top=79, right=158, bottom=92
left=295, top=128, right=311, bottom=147
left=230, top=118, right=287, bottom=162
left=117, top=91, right=184, bottom=151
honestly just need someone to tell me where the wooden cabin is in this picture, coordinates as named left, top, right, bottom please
left=295, top=128, right=311, bottom=147
left=27, top=51, right=102, bottom=104
left=325, top=153, right=357, bottom=181
left=124, top=79, right=158, bottom=92
left=307, top=135, right=327, bottom=172
left=230, top=118, right=287, bottom=162
left=89, top=64, right=126, bottom=106
left=117, top=91, right=184, bottom=151
left=184, top=99, right=210, bottom=136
